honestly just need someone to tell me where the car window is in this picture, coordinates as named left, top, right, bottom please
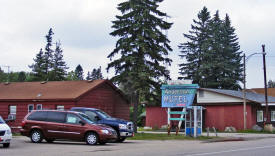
left=84, top=111, right=98, bottom=121
left=96, top=110, right=112, bottom=119
left=27, top=111, right=47, bottom=121
left=47, top=112, right=66, bottom=123
left=66, top=113, right=82, bottom=124
left=78, top=113, right=94, bottom=124
left=0, top=116, right=4, bottom=124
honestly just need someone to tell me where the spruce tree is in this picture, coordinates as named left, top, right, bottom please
left=75, top=64, right=84, bottom=80
left=50, top=41, right=68, bottom=81
left=87, top=66, right=104, bottom=80
left=107, top=0, right=173, bottom=132
left=42, top=28, right=54, bottom=80
left=86, top=71, right=91, bottom=80
left=179, top=6, right=211, bottom=86
left=29, top=48, right=46, bottom=81
left=179, top=8, right=243, bottom=89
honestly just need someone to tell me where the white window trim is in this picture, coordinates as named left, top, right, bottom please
left=257, top=110, right=263, bottom=122
left=36, top=104, right=43, bottom=110
left=9, top=105, right=17, bottom=115
left=56, top=105, right=64, bottom=111
left=28, top=104, right=34, bottom=113
left=271, top=111, right=275, bottom=121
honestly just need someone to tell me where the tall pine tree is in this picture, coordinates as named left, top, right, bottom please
left=75, top=64, right=84, bottom=80
left=179, top=6, right=211, bottom=86
left=107, top=0, right=173, bottom=132
left=86, top=66, right=104, bottom=80
left=49, top=41, right=68, bottom=81
left=179, top=7, right=243, bottom=89
left=29, top=48, right=46, bottom=81
left=42, top=28, right=54, bottom=80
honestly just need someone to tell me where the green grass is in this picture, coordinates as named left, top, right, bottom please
left=128, top=133, right=213, bottom=140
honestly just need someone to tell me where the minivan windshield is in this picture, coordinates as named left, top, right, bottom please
left=0, top=116, right=5, bottom=124
left=96, top=110, right=112, bottom=119
left=78, top=113, right=95, bottom=124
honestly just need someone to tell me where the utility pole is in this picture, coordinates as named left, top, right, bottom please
left=262, top=45, right=269, bottom=125
left=243, top=54, right=247, bottom=130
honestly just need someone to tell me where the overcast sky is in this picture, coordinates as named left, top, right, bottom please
left=0, top=0, right=274, bottom=88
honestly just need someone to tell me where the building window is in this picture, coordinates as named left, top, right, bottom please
left=56, top=105, right=64, bottom=111
left=9, top=106, right=17, bottom=115
left=36, top=104, right=43, bottom=110
left=271, top=111, right=275, bottom=121
left=28, top=104, right=34, bottom=113
left=257, top=110, right=263, bottom=122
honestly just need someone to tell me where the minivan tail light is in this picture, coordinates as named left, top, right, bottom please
left=21, top=121, right=26, bottom=128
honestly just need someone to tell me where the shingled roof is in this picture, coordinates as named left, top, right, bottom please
left=0, top=80, right=121, bottom=101
left=201, top=88, right=275, bottom=104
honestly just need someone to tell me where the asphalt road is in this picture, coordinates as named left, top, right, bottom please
left=1, top=136, right=275, bottom=156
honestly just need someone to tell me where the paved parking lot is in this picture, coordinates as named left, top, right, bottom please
left=0, top=136, right=201, bottom=156
left=2, top=136, right=275, bottom=156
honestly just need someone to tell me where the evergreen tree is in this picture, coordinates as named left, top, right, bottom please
left=29, top=48, right=46, bottom=81
left=107, top=0, right=173, bottom=132
left=42, top=28, right=54, bottom=80
left=66, top=71, right=78, bottom=80
left=0, top=67, right=6, bottom=82
left=49, top=41, right=68, bottom=81
left=90, top=66, right=103, bottom=80
left=179, top=7, right=243, bottom=89
left=86, top=71, right=91, bottom=80
left=179, top=6, right=211, bottom=85
left=75, top=64, right=84, bottom=80
left=18, top=71, right=26, bottom=82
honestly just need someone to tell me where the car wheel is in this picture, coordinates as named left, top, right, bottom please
left=85, top=132, right=98, bottom=145
left=30, top=130, right=43, bottom=143
left=3, top=143, right=10, bottom=148
left=45, top=139, right=55, bottom=143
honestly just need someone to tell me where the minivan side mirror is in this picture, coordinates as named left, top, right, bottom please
left=79, top=120, right=85, bottom=126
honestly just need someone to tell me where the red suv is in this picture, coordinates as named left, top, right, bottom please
left=20, top=110, right=117, bottom=145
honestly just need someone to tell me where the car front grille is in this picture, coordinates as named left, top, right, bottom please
left=0, top=130, right=5, bottom=136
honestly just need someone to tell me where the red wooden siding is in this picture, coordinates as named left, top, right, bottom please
left=76, top=83, right=130, bottom=120
left=145, top=104, right=262, bottom=130
left=146, top=107, right=167, bottom=128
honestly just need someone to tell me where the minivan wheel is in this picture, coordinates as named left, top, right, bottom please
left=85, top=132, right=98, bottom=145
left=31, top=130, right=43, bottom=143
left=3, top=143, right=10, bottom=148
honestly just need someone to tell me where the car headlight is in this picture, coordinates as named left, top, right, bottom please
left=119, top=124, right=127, bottom=129
left=6, top=129, right=12, bottom=135
left=100, top=130, right=109, bottom=134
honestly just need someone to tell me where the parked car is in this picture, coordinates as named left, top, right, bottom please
left=0, top=116, right=12, bottom=148
left=70, top=107, right=133, bottom=142
left=20, top=110, right=117, bottom=145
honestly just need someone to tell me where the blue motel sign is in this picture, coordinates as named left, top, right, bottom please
left=161, top=84, right=199, bottom=108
